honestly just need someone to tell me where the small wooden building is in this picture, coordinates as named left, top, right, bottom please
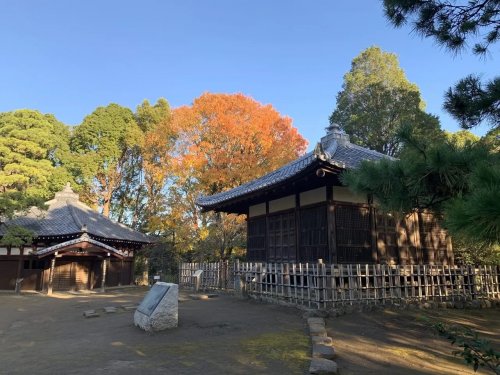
left=197, top=125, right=453, bottom=265
left=0, top=183, right=152, bottom=292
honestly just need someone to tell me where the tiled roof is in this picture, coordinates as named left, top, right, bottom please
left=0, top=184, right=152, bottom=243
left=197, top=127, right=392, bottom=209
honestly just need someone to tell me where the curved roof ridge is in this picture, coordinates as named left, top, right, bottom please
left=36, top=233, right=124, bottom=258
left=196, top=130, right=395, bottom=210
left=197, top=150, right=316, bottom=206
left=345, top=142, right=395, bottom=160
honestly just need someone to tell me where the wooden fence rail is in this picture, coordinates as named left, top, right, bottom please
left=179, top=261, right=500, bottom=309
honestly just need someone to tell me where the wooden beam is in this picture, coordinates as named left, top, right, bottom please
left=294, top=193, right=300, bottom=262
left=47, top=254, right=56, bottom=295
left=15, top=247, right=24, bottom=293
left=369, top=196, right=378, bottom=263
left=326, top=186, right=337, bottom=264
left=265, top=201, right=269, bottom=262
left=101, top=254, right=108, bottom=292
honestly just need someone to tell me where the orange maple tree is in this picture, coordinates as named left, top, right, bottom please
left=173, top=92, right=307, bottom=195
left=169, top=93, right=307, bottom=260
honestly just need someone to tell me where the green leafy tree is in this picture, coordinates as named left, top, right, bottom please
left=0, top=110, right=72, bottom=218
left=383, top=0, right=499, bottom=56
left=330, top=46, right=443, bottom=156
left=481, top=127, right=500, bottom=152
left=383, top=0, right=499, bottom=129
left=134, top=99, right=175, bottom=230
left=445, top=129, right=480, bottom=147
left=111, top=98, right=175, bottom=230
left=70, top=104, right=143, bottom=217
left=444, top=75, right=499, bottom=129
left=0, top=225, right=33, bottom=247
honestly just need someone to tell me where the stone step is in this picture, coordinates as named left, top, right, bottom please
left=309, top=358, right=338, bottom=374
left=122, top=305, right=137, bottom=311
left=83, top=310, right=99, bottom=318
left=307, top=317, right=325, bottom=326
left=312, top=336, right=333, bottom=346
left=309, top=324, right=327, bottom=337
left=312, top=343, right=336, bottom=360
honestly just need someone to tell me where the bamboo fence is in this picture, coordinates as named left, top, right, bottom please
left=179, top=261, right=500, bottom=309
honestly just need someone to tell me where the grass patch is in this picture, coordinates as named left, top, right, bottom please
left=240, top=330, right=309, bottom=373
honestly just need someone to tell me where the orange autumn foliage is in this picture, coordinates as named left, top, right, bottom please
left=172, top=93, right=307, bottom=195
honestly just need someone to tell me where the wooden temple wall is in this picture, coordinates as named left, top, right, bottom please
left=0, top=251, right=134, bottom=291
left=247, top=198, right=453, bottom=265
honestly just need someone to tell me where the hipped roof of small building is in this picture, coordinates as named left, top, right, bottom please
left=0, top=183, right=153, bottom=244
left=196, top=125, right=394, bottom=213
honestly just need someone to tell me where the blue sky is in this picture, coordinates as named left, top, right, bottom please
left=0, top=1, right=496, bottom=149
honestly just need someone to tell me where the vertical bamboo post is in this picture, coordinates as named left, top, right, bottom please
left=373, top=264, right=379, bottom=304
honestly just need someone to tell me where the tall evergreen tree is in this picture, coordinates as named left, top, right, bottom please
left=343, top=128, right=499, bottom=246
left=70, top=104, right=143, bottom=217
left=112, top=98, right=174, bottom=228
left=0, top=110, right=72, bottom=218
left=330, top=46, right=443, bottom=156
left=383, top=0, right=499, bottom=129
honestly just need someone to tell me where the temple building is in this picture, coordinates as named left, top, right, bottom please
left=0, top=184, right=152, bottom=293
left=197, top=125, right=453, bottom=265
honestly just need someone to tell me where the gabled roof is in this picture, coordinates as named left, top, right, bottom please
left=36, top=233, right=125, bottom=258
left=0, top=183, right=152, bottom=244
left=196, top=125, right=392, bottom=211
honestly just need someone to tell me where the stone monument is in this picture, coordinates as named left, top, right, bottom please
left=134, top=282, right=178, bottom=332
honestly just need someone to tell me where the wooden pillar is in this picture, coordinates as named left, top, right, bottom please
left=119, top=259, right=124, bottom=286
left=265, top=201, right=269, bottom=263
left=89, top=259, right=94, bottom=290
left=369, top=195, right=378, bottom=263
left=294, top=193, right=300, bottom=263
left=415, top=211, right=423, bottom=264
left=15, top=247, right=24, bottom=293
left=47, top=254, right=57, bottom=295
left=326, top=186, right=336, bottom=264
left=130, top=252, right=135, bottom=285
left=101, top=254, right=108, bottom=292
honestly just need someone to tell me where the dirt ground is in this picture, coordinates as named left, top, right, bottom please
left=1, top=288, right=499, bottom=375
left=327, top=306, right=500, bottom=375
left=0, top=288, right=309, bottom=375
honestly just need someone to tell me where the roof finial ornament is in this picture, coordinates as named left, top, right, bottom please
left=321, top=122, right=350, bottom=148
left=326, top=123, right=342, bottom=134
left=81, top=224, right=87, bottom=233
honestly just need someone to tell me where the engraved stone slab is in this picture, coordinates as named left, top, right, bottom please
left=134, top=282, right=178, bottom=332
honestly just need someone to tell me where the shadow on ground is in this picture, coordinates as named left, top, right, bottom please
left=327, top=306, right=500, bottom=375
left=0, top=288, right=309, bottom=375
